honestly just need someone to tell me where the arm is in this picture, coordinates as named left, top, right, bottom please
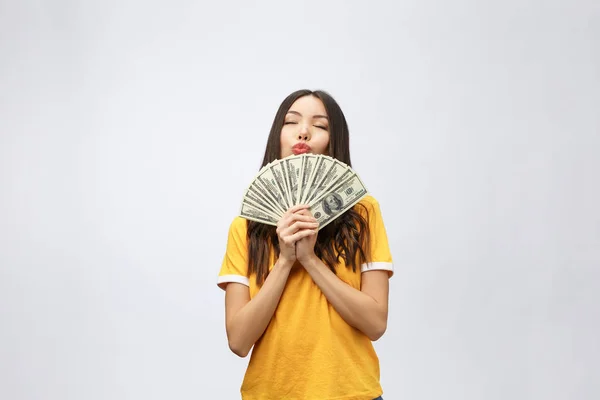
left=225, top=204, right=318, bottom=357
left=225, top=257, right=294, bottom=357
left=300, top=255, right=389, bottom=341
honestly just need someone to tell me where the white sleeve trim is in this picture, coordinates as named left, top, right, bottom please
left=360, top=262, right=394, bottom=273
left=217, top=274, right=250, bottom=289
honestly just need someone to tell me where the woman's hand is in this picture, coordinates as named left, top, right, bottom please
left=295, top=209, right=318, bottom=264
left=276, top=204, right=319, bottom=264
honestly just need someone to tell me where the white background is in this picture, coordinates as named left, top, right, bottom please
left=1, top=1, right=599, bottom=399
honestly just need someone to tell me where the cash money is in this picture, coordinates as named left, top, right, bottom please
left=308, top=172, right=368, bottom=230
left=239, top=154, right=368, bottom=229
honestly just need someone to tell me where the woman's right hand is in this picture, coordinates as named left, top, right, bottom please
left=276, top=204, right=319, bottom=264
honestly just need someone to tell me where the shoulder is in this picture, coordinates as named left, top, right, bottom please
left=358, top=194, right=380, bottom=208
left=355, top=194, right=382, bottom=216
left=227, top=216, right=248, bottom=239
left=230, top=216, right=248, bottom=230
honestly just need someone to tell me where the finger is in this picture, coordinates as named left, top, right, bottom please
left=288, top=228, right=317, bottom=243
left=279, top=228, right=306, bottom=246
left=280, top=221, right=319, bottom=239
left=284, top=204, right=310, bottom=216
left=288, top=213, right=317, bottom=223
left=289, top=220, right=319, bottom=232
left=278, top=214, right=315, bottom=230
left=278, top=208, right=311, bottom=224
left=295, top=209, right=314, bottom=217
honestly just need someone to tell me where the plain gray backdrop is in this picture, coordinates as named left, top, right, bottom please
left=1, top=1, right=599, bottom=399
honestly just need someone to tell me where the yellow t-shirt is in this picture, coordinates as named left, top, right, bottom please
left=217, top=195, right=394, bottom=400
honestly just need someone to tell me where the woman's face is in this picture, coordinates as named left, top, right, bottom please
left=280, top=95, right=330, bottom=158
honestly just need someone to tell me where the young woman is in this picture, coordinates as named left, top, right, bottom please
left=217, top=89, right=394, bottom=400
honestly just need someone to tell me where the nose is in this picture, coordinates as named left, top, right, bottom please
left=297, top=124, right=311, bottom=141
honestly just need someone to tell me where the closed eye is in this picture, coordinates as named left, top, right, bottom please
left=314, top=125, right=328, bottom=130
left=284, top=121, right=298, bottom=125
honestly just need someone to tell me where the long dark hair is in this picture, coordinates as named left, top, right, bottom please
left=247, top=89, right=371, bottom=285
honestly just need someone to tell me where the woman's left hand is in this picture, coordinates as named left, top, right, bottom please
left=295, top=209, right=318, bottom=264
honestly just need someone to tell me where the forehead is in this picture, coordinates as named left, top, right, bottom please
left=287, top=95, right=327, bottom=115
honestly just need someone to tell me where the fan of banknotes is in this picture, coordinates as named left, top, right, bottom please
left=239, top=154, right=368, bottom=230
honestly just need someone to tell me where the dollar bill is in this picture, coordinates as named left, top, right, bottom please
left=300, top=156, right=323, bottom=204
left=242, top=189, right=282, bottom=219
left=306, top=158, right=351, bottom=206
left=297, top=154, right=319, bottom=204
left=309, top=172, right=368, bottom=230
left=296, top=155, right=307, bottom=204
left=245, top=184, right=284, bottom=217
left=240, top=201, right=279, bottom=226
left=254, top=163, right=288, bottom=213
left=302, top=155, right=335, bottom=206
left=269, top=162, right=291, bottom=209
left=239, top=154, right=369, bottom=228
left=283, top=155, right=303, bottom=206
left=278, top=161, right=293, bottom=207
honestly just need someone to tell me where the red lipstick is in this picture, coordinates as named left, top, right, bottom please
left=292, top=143, right=311, bottom=155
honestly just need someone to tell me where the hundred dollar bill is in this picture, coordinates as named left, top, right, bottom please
left=242, top=189, right=282, bottom=219
left=309, top=172, right=368, bottom=230
left=296, top=155, right=307, bottom=205
left=252, top=163, right=288, bottom=214
left=249, top=177, right=286, bottom=215
left=297, top=154, right=319, bottom=205
left=306, top=158, right=352, bottom=206
left=277, top=161, right=293, bottom=208
left=269, top=162, right=291, bottom=209
left=282, top=155, right=303, bottom=206
left=300, top=155, right=323, bottom=204
left=302, top=155, right=335, bottom=206
left=240, top=201, right=279, bottom=226
left=245, top=184, right=284, bottom=218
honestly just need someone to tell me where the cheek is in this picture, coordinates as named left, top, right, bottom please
left=316, top=134, right=330, bottom=152
left=280, top=129, right=294, bottom=144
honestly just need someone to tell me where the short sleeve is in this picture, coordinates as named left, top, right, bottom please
left=359, top=196, right=394, bottom=277
left=217, top=217, right=250, bottom=290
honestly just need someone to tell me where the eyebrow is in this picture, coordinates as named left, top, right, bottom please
left=286, top=110, right=329, bottom=120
